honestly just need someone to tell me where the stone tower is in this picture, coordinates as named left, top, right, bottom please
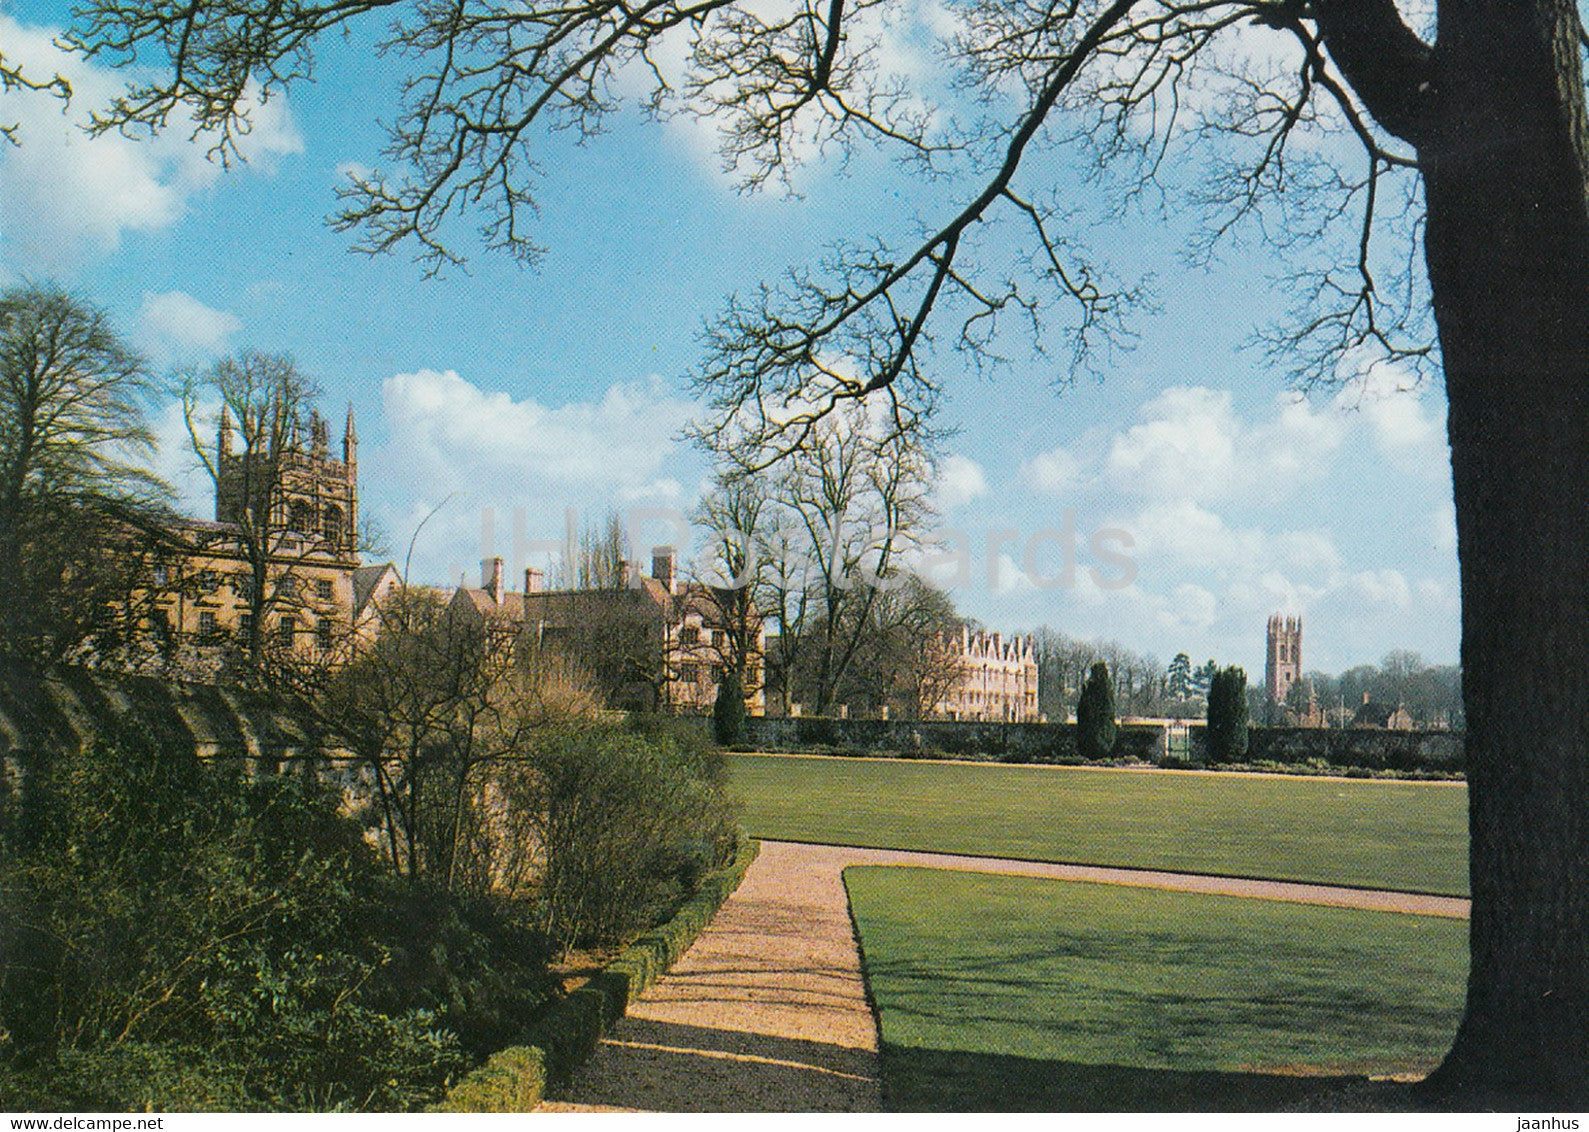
left=215, top=402, right=358, bottom=561
left=1265, top=614, right=1302, bottom=703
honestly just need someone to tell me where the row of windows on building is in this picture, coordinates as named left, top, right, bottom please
left=193, top=609, right=338, bottom=649
left=153, top=567, right=337, bottom=604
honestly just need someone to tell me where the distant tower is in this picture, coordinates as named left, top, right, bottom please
left=1265, top=614, right=1302, bottom=703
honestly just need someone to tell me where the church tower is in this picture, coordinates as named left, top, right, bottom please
left=1265, top=614, right=1302, bottom=703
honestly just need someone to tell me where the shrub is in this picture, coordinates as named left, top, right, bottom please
left=504, top=724, right=739, bottom=953
left=0, top=724, right=508, bottom=1111
left=1075, top=662, right=1117, bottom=761
left=1206, top=666, right=1250, bottom=764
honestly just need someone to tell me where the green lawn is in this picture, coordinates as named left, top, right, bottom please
left=728, top=754, right=1470, bottom=895
left=845, top=866, right=1468, bottom=1111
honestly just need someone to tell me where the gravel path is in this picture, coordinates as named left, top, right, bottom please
left=540, top=840, right=1468, bottom=1112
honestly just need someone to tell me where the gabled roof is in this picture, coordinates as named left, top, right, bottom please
left=352, top=562, right=401, bottom=616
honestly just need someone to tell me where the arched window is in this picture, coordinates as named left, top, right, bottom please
left=289, top=500, right=314, bottom=534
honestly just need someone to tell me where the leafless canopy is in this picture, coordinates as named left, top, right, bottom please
left=63, top=0, right=1443, bottom=444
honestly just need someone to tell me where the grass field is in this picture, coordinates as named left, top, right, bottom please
left=844, top=866, right=1468, bottom=1111
left=727, top=754, right=1470, bottom=895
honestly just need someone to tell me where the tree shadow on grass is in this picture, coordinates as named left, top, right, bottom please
left=881, top=1045, right=1423, bottom=1112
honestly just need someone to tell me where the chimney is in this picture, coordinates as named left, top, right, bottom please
left=482, top=557, right=504, bottom=605
left=652, top=546, right=677, bottom=593
left=524, top=567, right=545, bottom=594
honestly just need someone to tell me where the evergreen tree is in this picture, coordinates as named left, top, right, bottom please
left=1075, top=662, right=1117, bottom=762
left=1167, top=652, right=1193, bottom=700
left=712, top=667, right=746, bottom=748
left=1206, top=666, right=1250, bottom=765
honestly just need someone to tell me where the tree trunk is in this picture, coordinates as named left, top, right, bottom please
left=1416, top=2, right=1589, bottom=1104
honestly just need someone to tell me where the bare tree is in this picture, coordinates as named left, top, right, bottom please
left=835, top=574, right=964, bottom=719
left=0, top=284, right=174, bottom=666
left=692, top=469, right=771, bottom=704
left=57, top=0, right=1589, bottom=1099
left=760, top=402, right=936, bottom=715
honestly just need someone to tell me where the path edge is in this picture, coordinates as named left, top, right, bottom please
left=431, top=838, right=762, bottom=1113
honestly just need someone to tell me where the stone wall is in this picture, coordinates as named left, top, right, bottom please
left=737, top=714, right=1465, bottom=773
left=1186, top=723, right=1464, bottom=772
left=740, top=715, right=1167, bottom=763
left=0, top=661, right=346, bottom=771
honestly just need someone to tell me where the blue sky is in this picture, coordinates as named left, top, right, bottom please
left=0, top=1, right=1460, bottom=676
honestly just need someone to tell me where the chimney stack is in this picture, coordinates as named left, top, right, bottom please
left=652, top=546, right=677, bottom=593
left=524, top=567, right=545, bottom=594
left=482, top=557, right=505, bottom=605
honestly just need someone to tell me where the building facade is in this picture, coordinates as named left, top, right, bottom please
left=450, top=547, right=766, bottom=715
left=934, top=627, right=1040, bottom=722
left=142, top=406, right=384, bottom=669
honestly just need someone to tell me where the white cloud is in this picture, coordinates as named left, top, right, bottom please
left=1103, top=386, right=1345, bottom=504
left=0, top=15, right=303, bottom=270
left=1429, top=502, right=1457, bottom=554
left=935, top=453, right=988, bottom=509
left=1161, top=582, right=1218, bottom=631
left=1334, top=362, right=1449, bottom=476
left=145, top=397, right=214, bottom=516
left=1348, top=568, right=1413, bottom=610
left=380, top=368, right=695, bottom=490
left=139, top=291, right=242, bottom=358
left=1018, top=445, right=1081, bottom=496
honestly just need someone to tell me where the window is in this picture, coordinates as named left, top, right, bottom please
left=152, top=564, right=170, bottom=587
left=710, top=629, right=724, bottom=647
left=316, top=578, right=334, bottom=602
left=316, top=619, right=334, bottom=650
left=197, top=610, right=218, bottom=638
left=238, top=612, right=253, bottom=637
left=237, top=572, right=255, bottom=601
left=278, top=575, right=297, bottom=599
left=678, top=626, right=700, bottom=645
left=198, top=569, right=219, bottom=592
left=323, top=505, right=345, bottom=546
left=277, top=616, right=297, bottom=647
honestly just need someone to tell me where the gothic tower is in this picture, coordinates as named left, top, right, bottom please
left=1265, top=614, right=1302, bottom=703
left=215, top=402, right=359, bottom=562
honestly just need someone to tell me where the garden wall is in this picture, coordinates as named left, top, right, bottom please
left=738, top=715, right=1166, bottom=763
left=1186, top=723, right=1464, bottom=772
left=0, top=662, right=359, bottom=790
left=736, top=714, right=1465, bottom=773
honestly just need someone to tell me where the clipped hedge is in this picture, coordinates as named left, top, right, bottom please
left=432, top=838, right=760, bottom=1113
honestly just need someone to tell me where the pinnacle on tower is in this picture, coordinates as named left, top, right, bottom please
left=343, top=402, right=358, bottom=465
left=218, top=404, right=233, bottom=459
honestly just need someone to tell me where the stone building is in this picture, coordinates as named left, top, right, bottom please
left=1265, top=613, right=1303, bottom=704
left=143, top=406, right=388, bottom=666
left=934, top=627, right=1040, bottom=722
left=450, top=547, right=766, bottom=715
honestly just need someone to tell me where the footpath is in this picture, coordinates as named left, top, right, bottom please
left=540, top=840, right=1468, bottom=1112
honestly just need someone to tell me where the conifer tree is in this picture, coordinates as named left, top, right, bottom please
left=1075, top=661, right=1117, bottom=762
left=1207, top=666, right=1250, bottom=765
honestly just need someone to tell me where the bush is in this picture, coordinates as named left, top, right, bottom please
left=505, top=723, right=739, bottom=953
left=1206, top=666, right=1250, bottom=764
left=0, top=724, right=542, bottom=1111
left=1075, top=662, right=1117, bottom=761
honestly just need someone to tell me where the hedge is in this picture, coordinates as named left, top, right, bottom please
left=431, top=838, right=761, bottom=1112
